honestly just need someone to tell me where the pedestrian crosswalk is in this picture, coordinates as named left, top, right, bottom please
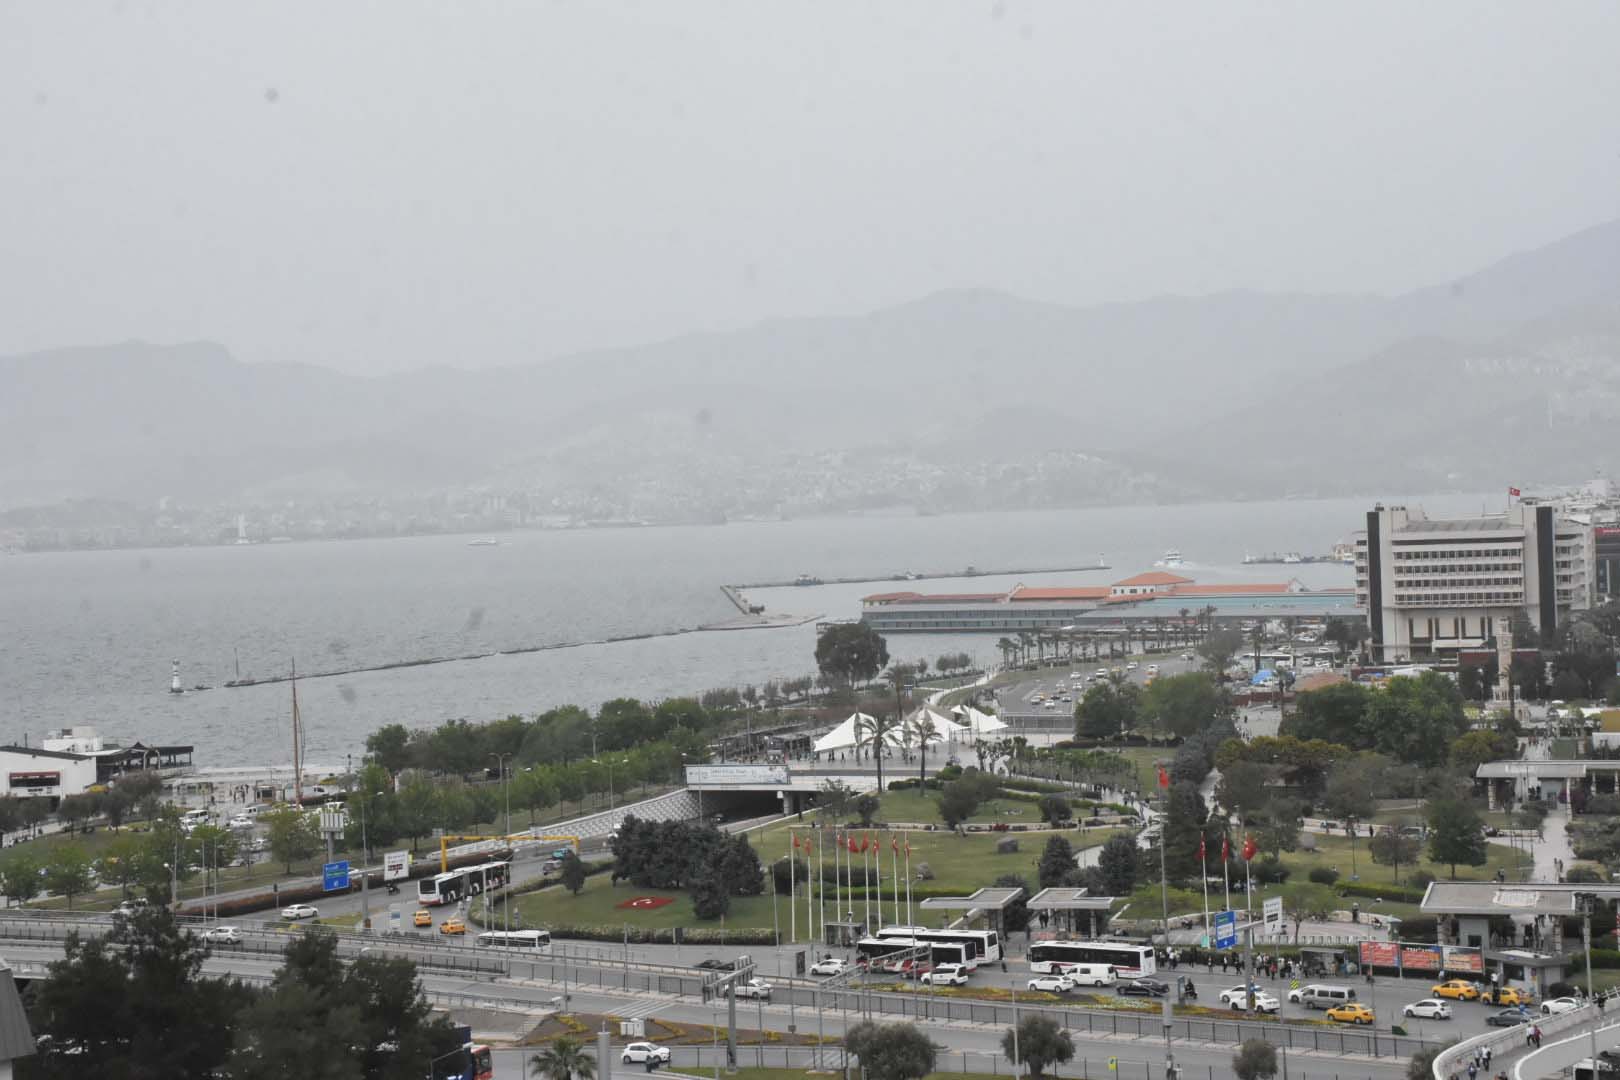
left=610, top=998, right=669, bottom=1021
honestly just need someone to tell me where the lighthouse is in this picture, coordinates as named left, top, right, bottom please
left=169, top=659, right=183, bottom=695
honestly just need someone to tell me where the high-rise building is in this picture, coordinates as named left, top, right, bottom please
left=1355, top=502, right=1594, bottom=662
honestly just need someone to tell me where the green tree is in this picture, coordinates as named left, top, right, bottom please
left=846, top=1020, right=938, bottom=1080
left=691, top=868, right=730, bottom=920
left=1037, top=793, right=1071, bottom=826
left=1001, top=1014, right=1073, bottom=1077
left=1406, top=1047, right=1444, bottom=1080
left=1232, top=1038, right=1279, bottom=1080
left=31, top=907, right=251, bottom=1078
left=1282, top=682, right=1371, bottom=745
left=559, top=850, right=587, bottom=896
left=1074, top=680, right=1141, bottom=739
left=1450, top=729, right=1515, bottom=773
left=1214, top=760, right=1272, bottom=825
left=1363, top=673, right=1468, bottom=766
left=364, top=723, right=415, bottom=773
left=994, top=873, right=1033, bottom=934
left=1369, top=827, right=1421, bottom=884
left=1142, top=673, right=1231, bottom=738
left=530, top=1037, right=596, bottom=1080
left=815, top=622, right=891, bottom=690
left=1160, top=780, right=1208, bottom=882
left=937, top=770, right=998, bottom=829
left=264, top=805, right=322, bottom=873
left=394, top=773, right=441, bottom=850
left=1426, top=796, right=1488, bottom=879
left=1197, top=628, right=1246, bottom=675
left=0, top=847, right=43, bottom=907
left=1037, top=835, right=1076, bottom=889
left=1322, top=757, right=1378, bottom=878
left=818, top=779, right=856, bottom=820
left=1097, top=834, right=1139, bottom=896
left=57, top=792, right=99, bottom=834
left=43, top=843, right=95, bottom=909
left=1254, top=798, right=1301, bottom=858
left=853, top=792, right=881, bottom=826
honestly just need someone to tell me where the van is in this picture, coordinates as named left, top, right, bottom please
left=1058, top=963, right=1115, bottom=987
left=1288, top=984, right=1357, bottom=1010
left=181, top=808, right=211, bottom=824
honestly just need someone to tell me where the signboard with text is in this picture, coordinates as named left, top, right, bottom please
left=1358, top=941, right=1398, bottom=968
left=1400, top=945, right=1442, bottom=971
left=1215, top=910, right=1237, bottom=949
left=1263, top=897, right=1283, bottom=928
left=322, top=860, right=350, bottom=893
left=685, top=765, right=789, bottom=786
left=383, top=850, right=410, bottom=882
left=1442, top=946, right=1484, bottom=974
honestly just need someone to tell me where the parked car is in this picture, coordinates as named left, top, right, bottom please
left=1117, top=978, right=1171, bottom=998
left=810, top=957, right=849, bottom=977
left=227, top=816, right=254, bottom=830
left=1027, top=975, right=1074, bottom=993
left=1486, top=1009, right=1531, bottom=1027
left=733, top=979, right=772, bottom=1000
left=439, top=917, right=466, bottom=936
left=1431, top=980, right=1481, bottom=1001
left=1402, top=999, right=1452, bottom=1020
left=1541, top=997, right=1581, bottom=1015
left=201, top=926, right=242, bottom=944
left=1326, top=1003, right=1375, bottom=1025
left=920, top=964, right=969, bottom=986
left=280, top=904, right=319, bottom=920
left=621, top=1043, right=670, bottom=1065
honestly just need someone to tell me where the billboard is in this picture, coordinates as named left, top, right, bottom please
left=1400, top=945, right=1442, bottom=971
left=383, top=850, right=411, bottom=882
left=685, top=765, right=789, bottom=786
left=1443, top=946, right=1484, bottom=974
left=1358, top=942, right=1398, bottom=968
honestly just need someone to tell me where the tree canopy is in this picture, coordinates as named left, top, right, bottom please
left=815, top=622, right=891, bottom=689
left=1142, top=672, right=1231, bottom=738
left=846, top=1021, right=938, bottom=1080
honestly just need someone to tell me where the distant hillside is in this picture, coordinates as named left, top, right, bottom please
left=2, top=218, right=1618, bottom=509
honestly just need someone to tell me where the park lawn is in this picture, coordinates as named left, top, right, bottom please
left=511, top=874, right=783, bottom=932
left=865, top=788, right=1054, bottom=827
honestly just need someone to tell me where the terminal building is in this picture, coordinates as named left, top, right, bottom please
left=859, top=570, right=1355, bottom=634
left=1355, top=502, right=1595, bottom=663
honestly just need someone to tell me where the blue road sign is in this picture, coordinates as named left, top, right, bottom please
left=1215, top=909, right=1238, bottom=949
left=323, top=860, right=350, bottom=893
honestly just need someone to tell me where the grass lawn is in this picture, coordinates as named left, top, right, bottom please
left=866, top=788, right=1050, bottom=827
left=513, top=825, right=1126, bottom=933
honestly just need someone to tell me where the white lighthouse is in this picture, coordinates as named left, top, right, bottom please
left=169, top=659, right=183, bottom=694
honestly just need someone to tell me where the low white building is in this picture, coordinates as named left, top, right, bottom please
left=0, top=746, right=99, bottom=805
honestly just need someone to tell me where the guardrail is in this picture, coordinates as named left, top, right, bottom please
left=1431, top=995, right=1611, bottom=1079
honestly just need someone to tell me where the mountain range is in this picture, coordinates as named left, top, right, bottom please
left=3, top=219, right=1619, bottom=513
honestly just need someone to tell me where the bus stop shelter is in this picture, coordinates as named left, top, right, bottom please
left=1026, top=888, right=1118, bottom=937
left=919, top=886, right=1026, bottom=952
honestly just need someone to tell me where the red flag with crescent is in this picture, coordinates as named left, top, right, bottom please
left=1241, top=834, right=1259, bottom=862
left=792, top=834, right=800, bottom=850
left=1157, top=766, right=1169, bottom=789
left=1221, top=835, right=1230, bottom=861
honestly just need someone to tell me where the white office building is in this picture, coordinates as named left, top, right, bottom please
left=1355, top=502, right=1594, bottom=662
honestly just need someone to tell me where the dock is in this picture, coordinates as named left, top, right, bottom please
left=729, top=563, right=1111, bottom=590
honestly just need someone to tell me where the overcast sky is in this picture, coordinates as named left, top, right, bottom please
left=3, top=1, right=1618, bottom=375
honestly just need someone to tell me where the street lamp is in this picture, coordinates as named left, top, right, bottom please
left=356, top=790, right=382, bottom=932
left=490, top=753, right=516, bottom=959
left=593, top=757, right=624, bottom=812
left=1577, top=892, right=1602, bottom=1072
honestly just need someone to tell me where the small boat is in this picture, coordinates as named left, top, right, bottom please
left=1154, top=550, right=1185, bottom=568
left=794, top=574, right=823, bottom=586
left=467, top=537, right=500, bottom=547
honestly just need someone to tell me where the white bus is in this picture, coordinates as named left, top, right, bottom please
left=475, top=929, right=551, bottom=952
left=1028, top=940, right=1155, bottom=978
left=855, top=935, right=969, bottom=972
left=875, top=926, right=1001, bottom=970
left=418, top=859, right=511, bottom=906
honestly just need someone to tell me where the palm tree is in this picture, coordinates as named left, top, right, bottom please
left=905, top=709, right=946, bottom=783
left=531, top=1037, right=595, bottom=1080
left=996, top=637, right=1016, bottom=671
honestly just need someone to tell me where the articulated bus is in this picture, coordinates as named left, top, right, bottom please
left=1027, top=940, right=1156, bottom=978
left=418, top=859, right=511, bottom=907
left=874, top=925, right=1001, bottom=970
left=855, top=935, right=969, bottom=972
left=429, top=1043, right=493, bottom=1080
left=475, top=929, right=552, bottom=952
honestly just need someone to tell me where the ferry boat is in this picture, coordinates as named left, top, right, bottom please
left=1154, top=550, right=1184, bottom=568
left=467, top=538, right=499, bottom=547
left=794, top=574, right=823, bottom=586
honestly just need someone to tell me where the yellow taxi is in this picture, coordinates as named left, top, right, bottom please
left=1491, top=987, right=1531, bottom=1007
left=1431, top=980, right=1481, bottom=1001
left=1326, top=1003, right=1375, bottom=1025
left=438, top=916, right=466, bottom=936
left=413, top=909, right=432, bottom=928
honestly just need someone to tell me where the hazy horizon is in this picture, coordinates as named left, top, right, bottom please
left=5, top=1, right=1619, bottom=374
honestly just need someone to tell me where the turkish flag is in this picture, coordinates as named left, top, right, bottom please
left=892, top=837, right=899, bottom=853
left=1197, top=835, right=1206, bottom=862
left=1157, top=766, right=1170, bottom=789
left=1509, top=486, right=1521, bottom=497
left=1221, top=836, right=1230, bottom=862
left=1242, top=835, right=1259, bottom=862
left=847, top=837, right=858, bottom=854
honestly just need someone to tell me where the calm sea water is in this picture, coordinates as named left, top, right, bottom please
left=0, top=493, right=1494, bottom=765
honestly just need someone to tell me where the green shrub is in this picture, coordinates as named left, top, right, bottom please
left=1336, top=881, right=1425, bottom=904
left=1308, top=867, right=1340, bottom=886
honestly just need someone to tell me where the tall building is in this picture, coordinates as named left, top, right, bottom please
left=1355, top=502, right=1594, bottom=662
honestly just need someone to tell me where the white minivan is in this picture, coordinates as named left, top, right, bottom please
left=1059, top=963, right=1116, bottom=987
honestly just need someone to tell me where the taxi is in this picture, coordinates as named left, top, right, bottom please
left=413, top=909, right=432, bottom=928
left=1431, top=979, right=1481, bottom=1001
left=1491, top=987, right=1532, bottom=1007
left=1326, top=1003, right=1375, bottom=1025
left=438, top=916, right=466, bottom=936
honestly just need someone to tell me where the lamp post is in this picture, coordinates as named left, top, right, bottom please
left=1577, top=892, right=1601, bottom=1073
left=491, top=753, right=515, bottom=961
left=358, top=789, right=381, bottom=932
left=593, top=758, right=622, bottom=811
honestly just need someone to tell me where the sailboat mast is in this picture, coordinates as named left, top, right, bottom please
left=290, top=659, right=304, bottom=807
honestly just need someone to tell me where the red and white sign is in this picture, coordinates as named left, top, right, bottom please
left=616, top=896, right=675, bottom=910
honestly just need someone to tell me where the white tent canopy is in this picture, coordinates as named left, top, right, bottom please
left=906, top=708, right=967, bottom=744
left=813, top=713, right=899, bottom=754
left=952, top=704, right=1008, bottom=738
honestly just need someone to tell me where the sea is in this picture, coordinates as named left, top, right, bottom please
left=0, top=493, right=1498, bottom=766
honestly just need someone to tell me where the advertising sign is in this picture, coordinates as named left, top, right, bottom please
left=1443, top=946, right=1484, bottom=974
left=685, top=765, right=790, bottom=786
left=1215, top=910, right=1238, bottom=949
left=383, top=850, right=411, bottom=882
left=1400, top=945, right=1442, bottom=971
left=1358, top=941, right=1398, bottom=968
left=322, top=860, right=351, bottom=893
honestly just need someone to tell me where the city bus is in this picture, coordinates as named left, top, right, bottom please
left=418, top=859, right=511, bottom=906
left=475, top=929, right=552, bottom=952
left=855, top=935, right=969, bottom=972
left=430, top=1042, right=493, bottom=1080
left=875, top=926, right=1001, bottom=969
left=1028, top=940, right=1156, bottom=978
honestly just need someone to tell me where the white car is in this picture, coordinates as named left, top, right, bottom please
left=1541, top=997, right=1581, bottom=1015
left=1027, top=975, right=1074, bottom=993
left=1219, top=986, right=1279, bottom=1013
left=1403, top=999, right=1452, bottom=1020
left=733, top=978, right=772, bottom=1000
left=227, top=816, right=254, bottom=830
left=201, top=925, right=242, bottom=944
left=920, top=964, right=969, bottom=986
left=621, top=1043, right=670, bottom=1064
left=810, top=957, right=849, bottom=977
left=280, top=904, right=319, bottom=920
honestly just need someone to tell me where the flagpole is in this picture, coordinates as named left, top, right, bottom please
left=1222, top=835, right=1231, bottom=914
left=817, top=828, right=825, bottom=948
left=904, top=838, right=913, bottom=925
left=890, top=838, right=900, bottom=925
left=872, top=833, right=882, bottom=930
left=863, top=836, right=871, bottom=934
left=1200, top=835, right=1211, bottom=951
left=790, top=833, right=797, bottom=945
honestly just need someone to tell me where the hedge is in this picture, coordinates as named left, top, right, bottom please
left=1336, top=882, right=1426, bottom=905
left=542, top=923, right=777, bottom=945
left=999, top=778, right=1070, bottom=795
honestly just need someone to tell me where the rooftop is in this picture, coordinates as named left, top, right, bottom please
left=1420, top=881, right=1620, bottom=917
left=1397, top=517, right=1519, bottom=534
left=0, top=745, right=91, bottom=762
left=1010, top=586, right=1111, bottom=602
left=1112, top=571, right=1195, bottom=587
left=1026, top=888, right=1118, bottom=911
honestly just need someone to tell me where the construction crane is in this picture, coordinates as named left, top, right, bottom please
left=437, top=833, right=578, bottom=873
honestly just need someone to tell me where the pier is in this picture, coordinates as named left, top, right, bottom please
left=728, top=563, right=1110, bottom=590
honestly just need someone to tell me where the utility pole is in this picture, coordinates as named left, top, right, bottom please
left=1579, top=892, right=1600, bottom=1073
left=1157, top=770, right=1174, bottom=1077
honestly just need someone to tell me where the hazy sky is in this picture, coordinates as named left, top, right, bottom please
left=4, top=1, right=1618, bottom=374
